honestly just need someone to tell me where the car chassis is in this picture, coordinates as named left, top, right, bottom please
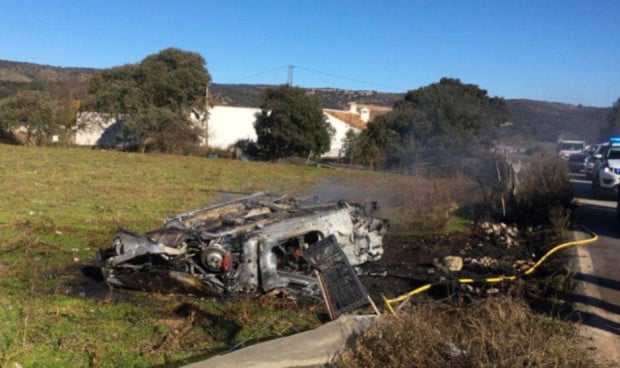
left=98, top=192, right=388, bottom=299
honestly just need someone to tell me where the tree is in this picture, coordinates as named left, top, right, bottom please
left=119, top=107, right=201, bottom=153
left=0, top=90, right=55, bottom=145
left=351, top=78, right=509, bottom=169
left=83, top=48, right=211, bottom=153
left=139, top=48, right=209, bottom=111
left=254, top=85, right=333, bottom=160
left=85, top=64, right=144, bottom=114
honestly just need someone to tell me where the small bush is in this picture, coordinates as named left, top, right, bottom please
left=334, top=296, right=600, bottom=368
left=515, top=154, right=573, bottom=227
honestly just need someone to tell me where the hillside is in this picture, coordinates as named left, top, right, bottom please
left=210, top=83, right=403, bottom=109
left=0, top=59, right=612, bottom=143
left=0, top=59, right=94, bottom=83
left=504, top=99, right=609, bottom=144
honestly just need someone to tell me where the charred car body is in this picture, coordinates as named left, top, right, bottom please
left=98, top=192, right=388, bottom=298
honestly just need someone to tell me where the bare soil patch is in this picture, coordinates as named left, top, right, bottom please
left=359, top=230, right=534, bottom=304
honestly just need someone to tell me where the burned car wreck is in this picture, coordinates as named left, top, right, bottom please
left=98, top=192, right=388, bottom=299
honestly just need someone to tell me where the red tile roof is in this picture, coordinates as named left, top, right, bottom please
left=324, top=109, right=367, bottom=130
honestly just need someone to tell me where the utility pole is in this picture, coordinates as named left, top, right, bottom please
left=287, top=65, right=294, bottom=86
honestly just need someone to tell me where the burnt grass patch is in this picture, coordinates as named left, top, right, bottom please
left=68, top=225, right=572, bottom=318
left=358, top=227, right=574, bottom=316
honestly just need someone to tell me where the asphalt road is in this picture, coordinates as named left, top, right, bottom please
left=570, top=173, right=620, bottom=365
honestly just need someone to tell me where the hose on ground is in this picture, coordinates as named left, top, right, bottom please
left=382, top=228, right=598, bottom=315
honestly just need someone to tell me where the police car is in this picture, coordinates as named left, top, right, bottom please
left=592, top=137, right=620, bottom=199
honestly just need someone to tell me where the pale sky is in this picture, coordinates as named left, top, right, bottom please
left=1, top=0, right=619, bottom=107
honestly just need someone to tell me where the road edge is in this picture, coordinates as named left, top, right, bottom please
left=571, top=229, right=619, bottom=367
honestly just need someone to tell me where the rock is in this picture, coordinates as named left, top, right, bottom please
left=513, top=260, right=527, bottom=267
left=486, top=288, right=500, bottom=295
left=479, top=256, right=497, bottom=267
left=506, top=226, right=519, bottom=238
left=442, top=256, right=463, bottom=272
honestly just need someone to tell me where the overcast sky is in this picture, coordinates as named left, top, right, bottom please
left=1, top=0, right=618, bottom=107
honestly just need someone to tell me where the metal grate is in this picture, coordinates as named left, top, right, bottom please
left=304, top=235, right=369, bottom=319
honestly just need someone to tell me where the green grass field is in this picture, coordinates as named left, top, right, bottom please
left=0, top=144, right=475, bottom=367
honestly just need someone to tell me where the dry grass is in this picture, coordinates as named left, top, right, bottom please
left=515, top=154, right=574, bottom=227
left=335, top=296, right=603, bottom=368
left=379, top=173, right=477, bottom=233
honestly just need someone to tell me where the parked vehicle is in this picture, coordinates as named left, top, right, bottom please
left=617, top=189, right=620, bottom=219
left=592, top=138, right=620, bottom=199
left=584, top=144, right=601, bottom=179
left=567, top=150, right=591, bottom=173
left=557, top=139, right=586, bottom=160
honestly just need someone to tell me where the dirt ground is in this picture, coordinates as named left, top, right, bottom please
left=358, top=230, right=537, bottom=304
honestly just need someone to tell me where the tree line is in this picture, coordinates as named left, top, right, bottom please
left=1, top=48, right=619, bottom=170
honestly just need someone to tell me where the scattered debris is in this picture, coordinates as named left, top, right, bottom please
left=97, top=192, right=388, bottom=300
left=304, top=235, right=372, bottom=319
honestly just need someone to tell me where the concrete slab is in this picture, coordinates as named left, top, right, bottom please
left=180, top=314, right=377, bottom=368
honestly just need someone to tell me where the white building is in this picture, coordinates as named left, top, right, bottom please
left=74, top=111, right=123, bottom=146
left=74, top=102, right=390, bottom=158
left=205, top=106, right=261, bottom=149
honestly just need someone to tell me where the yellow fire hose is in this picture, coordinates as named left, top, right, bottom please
left=382, top=229, right=599, bottom=315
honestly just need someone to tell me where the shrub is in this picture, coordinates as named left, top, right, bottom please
left=334, top=296, right=599, bottom=368
left=515, top=154, right=573, bottom=227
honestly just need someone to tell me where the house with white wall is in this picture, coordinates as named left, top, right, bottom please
left=74, top=111, right=123, bottom=146
left=205, top=105, right=260, bottom=149
left=73, top=102, right=390, bottom=158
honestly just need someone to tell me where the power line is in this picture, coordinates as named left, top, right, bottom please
left=293, top=65, right=408, bottom=92
left=225, top=65, right=289, bottom=84
left=221, top=64, right=408, bottom=92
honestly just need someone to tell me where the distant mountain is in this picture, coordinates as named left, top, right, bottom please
left=0, top=59, right=611, bottom=143
left=0, top=59, right=94, bottom=83
left=503, top=99, right=609, bottom=144
left=209, top=83, right=403, bottom=109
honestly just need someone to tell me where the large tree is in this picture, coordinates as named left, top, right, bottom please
left=0, top=90, right=55, bottom=145
left=349, top=78, right=509, bottom=169
left=84, top=48, right=211, bottom=153
left=254, top=85, right=333, bottom=160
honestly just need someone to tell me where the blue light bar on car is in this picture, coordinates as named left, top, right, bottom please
left=610, top=136, right=620, bottom=144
